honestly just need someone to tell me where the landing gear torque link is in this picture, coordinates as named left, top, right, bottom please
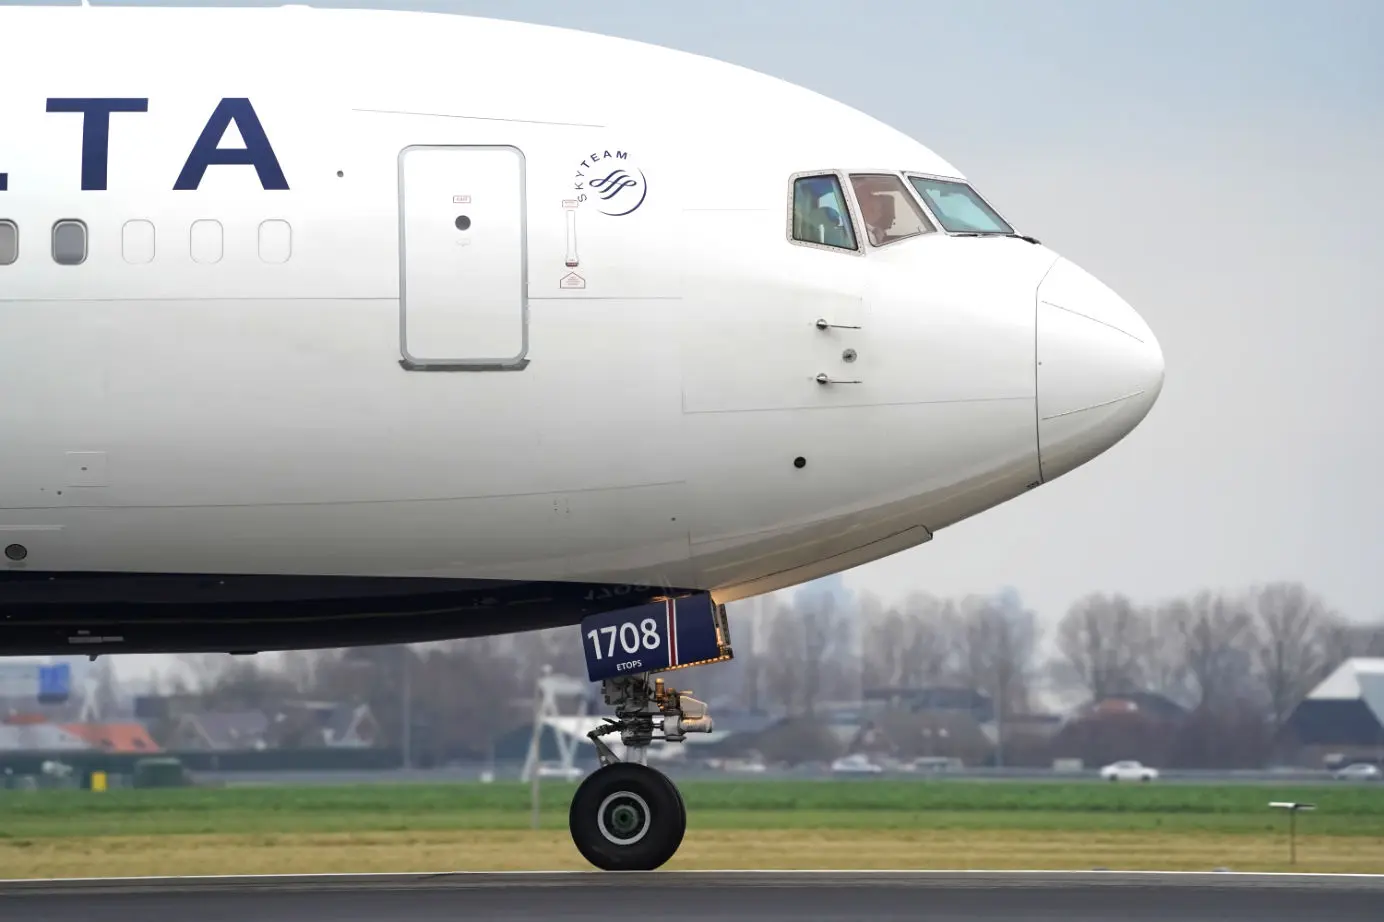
left=567, top=674, right=712, bottom=870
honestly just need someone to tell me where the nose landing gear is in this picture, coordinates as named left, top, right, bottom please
left=566, top=593, right=729, bottom=870
left=567, top=673, right=710, bottom=870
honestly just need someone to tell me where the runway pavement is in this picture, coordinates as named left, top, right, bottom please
left=3, top=871, right=1383, bottom=921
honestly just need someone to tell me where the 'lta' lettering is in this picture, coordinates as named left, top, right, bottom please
left=174, top=98, right=289, bottom=191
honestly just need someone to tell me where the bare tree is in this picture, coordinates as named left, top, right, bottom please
left=761, top=600, right=806, bottom=716
left=860, top=591, right=961, bottom=690
left=799, top=590, right=836, bottom=717
left=900, top=592, right=963, bottom=686
left=861, top=604, right=909, bottom=689
left=1248, top=582, right=1335, bottom=730
left=856, top=589, right=890, bottom=688
left=1168, top=591, right=1259, bottom=714
left=192, top=654, right=303, bottom=712
left=955, top=591, right=1041, bottom=764
left=1143, top=602, right=1196, bottom=708
left=411, top=637, right=522, bottom=765
left=1321, top=617, right=1384, bottom=669
left=1052, top=592, right=1151, bottom=700
left=1361, top=623, right=1384, bottom=656
left=958, top=592, right=1040, bottom=715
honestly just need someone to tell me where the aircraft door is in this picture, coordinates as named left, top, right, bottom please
left=398, top=145, right=528, bottom=370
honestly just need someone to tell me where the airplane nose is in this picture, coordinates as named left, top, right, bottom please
left=1035, top=257, right=1164, bottom=482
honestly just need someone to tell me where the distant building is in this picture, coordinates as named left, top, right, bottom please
left=1279, top=658, right=1384, bottom=767
left=1081, top=692, right=1189, bottom=723
left=850, top=710, right=991, bottom=765
left=161, top=703, right=379, bottom=751
left=60, top=723, right=161, bottom=754
left=1047, top=691, right=1189, bottom=769
left=166, top=710, right=271, bottom=751
left=290, top=701, right=380, bottom=748
left=0, top=718, right=160, bottom=754
left=0, top=722, right=90, bottom=752
left=862, top=685, right=995, bottom=723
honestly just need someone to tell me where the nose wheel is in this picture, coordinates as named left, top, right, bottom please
left=569, top=762, right=686, bottom=870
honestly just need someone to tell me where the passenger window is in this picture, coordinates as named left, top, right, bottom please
left=52, top=220, right=88, bottom=265
left=849, top=174, right=935, bottom=247
left=190, top=219, right=223, bottom=264
left=0, top=220, right=16, bottom=266
left=122, top=220, right=156, bottom=265
left=258, top=219, right=292, bottom=264
left=791, top=175, right=857, bottom=250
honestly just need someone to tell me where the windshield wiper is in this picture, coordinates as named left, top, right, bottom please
left=951, top=231, right=1042, bottom=245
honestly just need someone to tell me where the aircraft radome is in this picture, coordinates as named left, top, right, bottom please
left=0, top=3, right=1165, bottom=871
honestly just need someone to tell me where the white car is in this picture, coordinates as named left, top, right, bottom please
left=536, top=764, right=584, bottom=781
left=1333, top=762, right=1381, bottom=781
left=830, top=753, right=883, bottom=774
left=1100, top=760, right=1159, bottom=782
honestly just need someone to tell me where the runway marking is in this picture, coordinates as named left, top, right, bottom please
left=3, top=868, right=1384, bottom=892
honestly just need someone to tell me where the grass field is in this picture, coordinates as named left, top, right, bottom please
left=1, top=780, right=1381, bottom=878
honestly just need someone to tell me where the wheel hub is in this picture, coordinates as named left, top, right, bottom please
left=597, top=791, right=651, bottom=845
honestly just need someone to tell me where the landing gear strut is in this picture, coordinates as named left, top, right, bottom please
left=568, top=674, right=712, bottom=870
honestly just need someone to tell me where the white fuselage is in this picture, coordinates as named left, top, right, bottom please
left=0, top=5, right=1164, bottom=654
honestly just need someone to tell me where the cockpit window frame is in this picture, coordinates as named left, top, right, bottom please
left=903, top=171, right=1017, bottom=237
left=786, top=169, right=866, bottom=258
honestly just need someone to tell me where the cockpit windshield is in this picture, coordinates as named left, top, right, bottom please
left=849, top=174, right=935, bottom=247
left=907, top=176, right=1014, bottom=235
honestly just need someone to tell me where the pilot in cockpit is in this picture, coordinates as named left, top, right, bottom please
left=858, top=190, right=895, bottom=246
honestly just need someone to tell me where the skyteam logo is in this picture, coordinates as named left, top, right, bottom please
left=572, top=149, right=648, bottom=216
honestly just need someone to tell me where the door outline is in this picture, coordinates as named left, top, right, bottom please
left=397, top=144, right=530, bottom=372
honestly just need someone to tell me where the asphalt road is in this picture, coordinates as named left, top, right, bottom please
left=3, top=871, right=1382, bottom=921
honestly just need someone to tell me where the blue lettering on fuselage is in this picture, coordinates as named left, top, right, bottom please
left=0, top=97, right=289, bottom=193
left=174, top=98, right=288, bottom=191
left=46, top=97, right=149, bottom=191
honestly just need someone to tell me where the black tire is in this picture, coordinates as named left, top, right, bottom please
left=569, top=763, right=686, bottom=871
left=641, top=764, right=688, bottom=855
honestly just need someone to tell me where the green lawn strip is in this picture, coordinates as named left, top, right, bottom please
left=1, top=781, right=1377, bottom=839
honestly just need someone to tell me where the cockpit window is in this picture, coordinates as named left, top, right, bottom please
left=848, top=174, right=935, bottom=247
left=791, top=174, right=857, bottom=251
left=907, top=176, right=1014, bottom=235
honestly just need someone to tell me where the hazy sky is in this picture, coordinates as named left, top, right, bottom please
left=27, top=0, right=1384, bottom=679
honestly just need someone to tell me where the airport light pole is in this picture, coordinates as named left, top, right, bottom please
left=1270, top=801, right=1315, bottom=865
